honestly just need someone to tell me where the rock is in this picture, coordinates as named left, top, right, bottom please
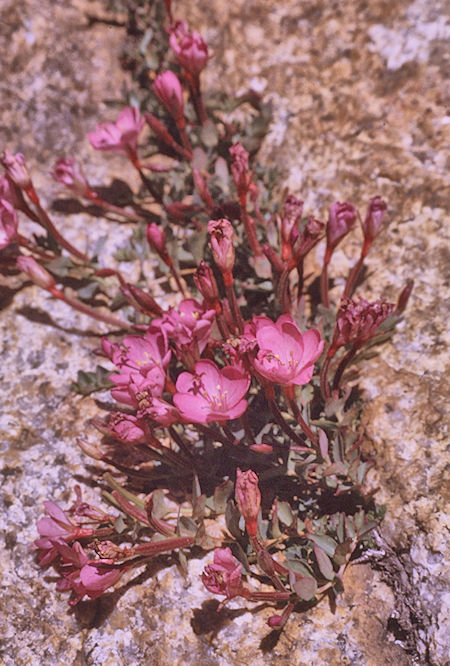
left=1, top=0, right=448, bottom=664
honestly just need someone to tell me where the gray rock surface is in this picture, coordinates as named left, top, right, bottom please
left=1, top=0, right=448, bottom=664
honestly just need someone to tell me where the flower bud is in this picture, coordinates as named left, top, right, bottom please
left=193, top=261, right=220, bottom=304
left=169, top=20, right=208, bottom=76
left=229, top=143, right=251, bottom=198
left=120, top=283, right=164, bottom=316
left=326, top=201, right=356, bottom=250
left=208, top=218, right=235, bottom=277
left=235, top=468, right=261, bottom=537
left=51, top=158, right=90, bottom=197
left=0, top=198, right=18, bottom=249
left=362, top=196, right=387, bottom=243
left=16, top=256, right=56, bottom=290
left=1, top=149, right=33, bottom=190
left=154, top=71, right=185, bottom=123
left=146, top=223, right=171, bottom=265
left=281, top=194, right=303, bottom=252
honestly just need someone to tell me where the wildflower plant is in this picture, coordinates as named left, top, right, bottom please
left=1, top=0, right=413, bottom=634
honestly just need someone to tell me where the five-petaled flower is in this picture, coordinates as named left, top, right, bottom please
left=88, top=106, right=145, bottom=165
left=246, top=314, right=323, bottom=387
left=173, top=359, right=250, bottom=423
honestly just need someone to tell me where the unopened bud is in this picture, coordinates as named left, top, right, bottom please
left=154, top=71, right=185, bottom=123
left=208, top=218, right=235, bottom=277
left=327, top=201, right=356, bottom=250
left=16, top=256, right=56, bottom=290
left=1, top=149, right=32, bottom=190
left=193, top=260, right=220, bottom=303
left=121, top=283, right=164, bottom=316
left=76, top=437, right=104, bottom=461
left=362, top=196, right=388, bottom=242
left=235, top=468, right=261, bottom=537
left=51, top=157, right=90, bottom=197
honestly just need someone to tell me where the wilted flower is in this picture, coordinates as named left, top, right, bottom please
left=247, top=314, right=323, bottom=386
left=51, top=158, right=90, bottom=197
left=330, top=297, right=395, bottom=352
left=0, top=198, right=18, bottom=249
left=154, top=71, right=185, bottom=123
left=34, top=501, right=94, bottom=565
left=292, top=216, right=325, bottom=261
left=87, top=106, right=145, bottom=162
left=280, top=195, right=303, bottom=259
left=173, top=359, right=250, bottom=423
left=169, top=20, right=209, bottom=76
left=235, top=468, right=261, bottom=537
left=107, top=412, right=147, bottom=443
left=202, top=547, right=243, bottom=599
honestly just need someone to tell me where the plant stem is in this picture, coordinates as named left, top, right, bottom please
left=30, top=192, right=89, bottom=261
left=284, top=392, right=318, bottom=447
left=332, top=346, right=358, bottom=391
left=267, top=397, right=306, bottom=449
left=50, top=287, right=131, bottom=329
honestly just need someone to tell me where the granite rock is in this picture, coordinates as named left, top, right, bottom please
left=1, top=0, right=448, bottom=664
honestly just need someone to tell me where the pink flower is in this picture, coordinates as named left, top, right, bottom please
left=331, top=297, right=394, bottom=352
left=34, top=501, right=94, bottom=565
left=16, top=256, right=56, bottom=290
left=54, top=542, right=124, bottom=605
left=326, top=201, right=356, bottom=250
left=154, top=298, right=216, bottom=357
left=107, top=412, right=147, bottom=443
left=153, top=71, right=185, bottom=122
left=0, top=199, right=18, bottom=249
left=169, top=20, right=209, bottom=76
left=51, top=158, right=90, bottom=196
left=208, top=218, right=235, bottom=276
left=173, top=359, right=250, bottom=423
left=202, top=547, right=243, bottom=599
left=235, top=468, right=261, bottom=537
left=247, top=314, right=324, bottom=386
left=87, top=106, right=144, bottom=160
left=146, top=223, right=168, bottom=256
left=362, top=196, right=387, bottom=242
left=0, top=150, right=32, bottom=189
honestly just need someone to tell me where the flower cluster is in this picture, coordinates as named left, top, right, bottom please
left=0, top=1, right=411, bottom=633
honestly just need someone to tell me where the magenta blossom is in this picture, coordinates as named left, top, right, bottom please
left=153, top=71, right=185, bottom=122
left=202, top=547, right=243, bottom=599
left=246, top=314, right=324, bottom=386
left=154, top=298, right=216, bottom=358
left=54, top=541, right=124, bottom=605
left=87, top=107, right=145, bottom=162
left=173, top=359, right=250, bottom=423
left=107, top=412, right=147, bottom=443
left=169, top=20, right=209, bottom=76
left=34, top=501, right=94, bottom=565
left=51, top=158, right=90, bottom=196
left=0, top=198, right=18, bottom=249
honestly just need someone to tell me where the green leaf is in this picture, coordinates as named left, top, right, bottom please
left=277, top=501, right=294, bottom=526
left=284, top=558, right=314, bottom=578
left=308, top=534, right=337, bottom=557
left=293, top=576, right=317, bottom=601
left=178, top=515, right=197, bottom=537
left=71, top=365, right=113, bottom=396
left=334, top=539, right=353, bottom=566
left=213, top=479, right=234, bottom=514
left=314, top=545, right=334, bottom=580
